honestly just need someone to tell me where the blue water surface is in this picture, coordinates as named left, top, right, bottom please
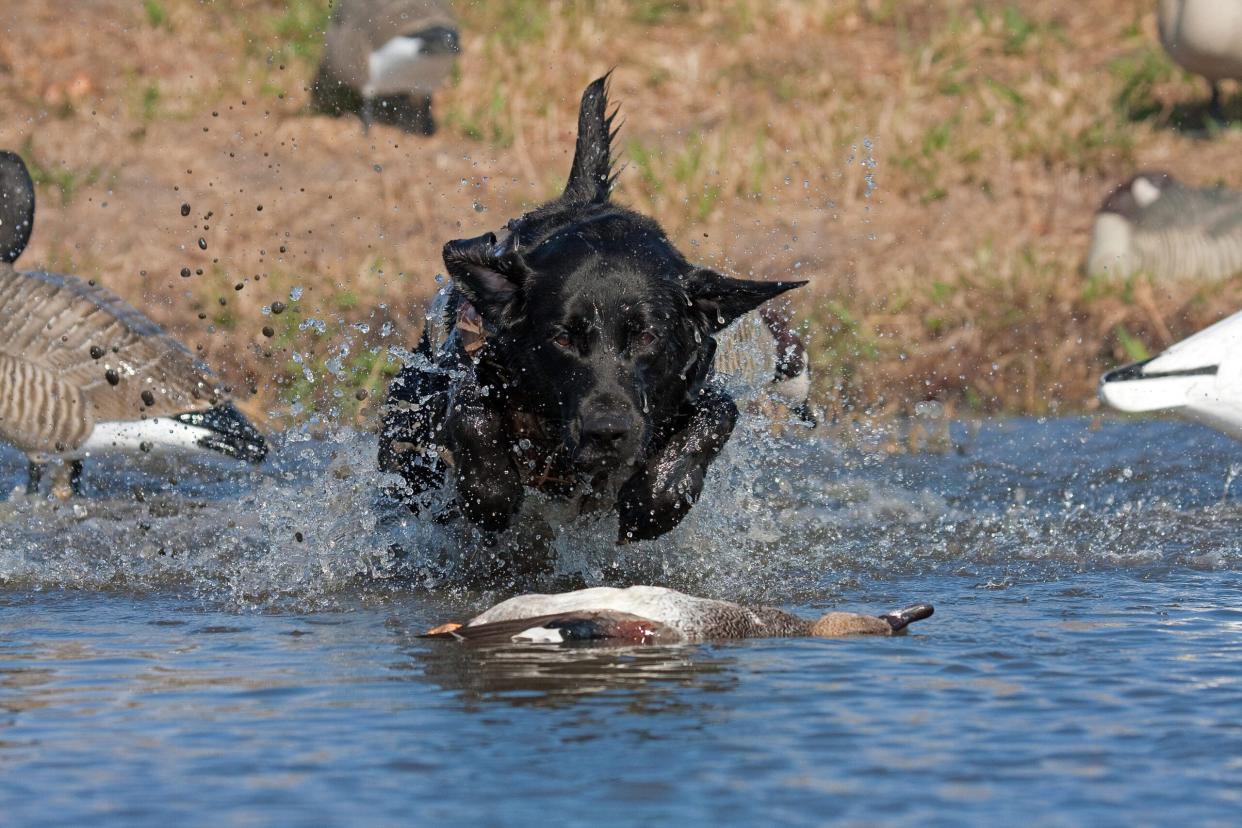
left=2, top=417, right=1241, bottom=826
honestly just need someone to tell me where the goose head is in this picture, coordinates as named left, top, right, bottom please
left=0, top=150, right=35, bottom=264
left=1086, top=171, right=1178, bottom=278
left=1098, top=171, right=1178, bottom=220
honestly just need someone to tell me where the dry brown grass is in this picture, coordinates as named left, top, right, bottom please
left=1, top=0, right=1241, bottom=426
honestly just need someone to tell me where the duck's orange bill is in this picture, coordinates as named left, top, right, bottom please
left=426, top=622, right=462, bottom=635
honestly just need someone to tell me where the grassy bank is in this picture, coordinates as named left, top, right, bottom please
left=1, top=0, right=1240, bottom=428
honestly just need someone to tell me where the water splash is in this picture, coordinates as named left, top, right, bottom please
left=1, top=360, right=1240, bottom=613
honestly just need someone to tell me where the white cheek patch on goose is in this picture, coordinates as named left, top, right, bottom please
left=367, top=37, right=425, bottom=95
left=1131, top=176, right=1163, bottom=208
left=772, top=371, right=811, bottom=403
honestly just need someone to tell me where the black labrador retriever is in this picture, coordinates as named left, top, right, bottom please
left=379, top=75, right=806, bottom=544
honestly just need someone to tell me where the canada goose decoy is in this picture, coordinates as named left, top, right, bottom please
left=1157, top=0, right=1242, bottom=120
left=312, top=0, right=460, bottom=135
left=0, top=150, right=267, bottom=496
left=1086, top=172, right=1242, bottom=281
left=1100, top=308, right=1242, bottom=441
left=423, top=585, right=934, bottom=644
left=713, top=307, right=817, bottom=426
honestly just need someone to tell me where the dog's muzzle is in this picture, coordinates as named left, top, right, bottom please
left=571, top=409, right=642, bottom=470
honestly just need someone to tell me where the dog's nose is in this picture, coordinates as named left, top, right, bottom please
left=578, top=413, right=631, bottom=451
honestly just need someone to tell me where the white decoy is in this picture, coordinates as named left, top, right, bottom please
left=423, top=584, right=934, bottom=644
left=0, top=151, right=267, bottom=496
left=313, top=0, right=460, bottom=135
left=1086, top=171, right=1242, bottom=281
left=1099, top=308, right=1242, bottom=441
left=1157, top=0, right=1242, bottom=119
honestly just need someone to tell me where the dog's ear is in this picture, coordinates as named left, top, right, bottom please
left=442, top=232, right=529, bottom=325
left=562, top=74, right=620, bottom=205
left=685, top=269, right=807, bottom=333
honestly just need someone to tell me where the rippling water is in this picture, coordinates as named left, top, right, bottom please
left=2, top=416, right=1241, bottom=825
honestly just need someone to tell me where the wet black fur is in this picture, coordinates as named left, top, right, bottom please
left=380, top=76, right=805, bottom=543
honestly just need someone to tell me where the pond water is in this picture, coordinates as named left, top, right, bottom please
left=2, top=415, right=1241, bottom=825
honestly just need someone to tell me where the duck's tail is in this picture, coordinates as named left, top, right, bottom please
left=0, top=150, right=35, bottom=264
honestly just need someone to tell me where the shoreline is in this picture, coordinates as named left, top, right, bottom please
left=1, top=1, right=1240, bottom=424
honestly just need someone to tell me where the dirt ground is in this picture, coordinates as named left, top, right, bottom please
left=2, top=0, right=1241, bottom=426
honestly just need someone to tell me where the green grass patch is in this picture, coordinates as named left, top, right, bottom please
left=270, top=0, right=332, bottom=64
left=19, top=140, right=105, bottom=206
left=143, top=0, right=169, bottom=29
left=1113, top=325, right=1151, bottom=362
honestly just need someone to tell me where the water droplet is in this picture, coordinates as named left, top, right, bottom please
left=198, top=238, right=207, bottom=250
left=180, top=203, right=190, bottom=216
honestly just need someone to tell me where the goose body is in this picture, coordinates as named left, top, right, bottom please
left=1158, top=0, right=1242, bottom=115
left=0, top=150, right=266, bottom=495
left=1099, top=309, right=1242, bottom=441
left=313, top=0, right=459, bottom=135
left=713, top=308, right=815, bottom=425
left=426, top=585, right=934, bottom=644
left=1086, top=172, right=1242, bottom=281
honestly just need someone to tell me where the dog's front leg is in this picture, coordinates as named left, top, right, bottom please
left=616, top=389, right=739, bottom=543
left=449, top=392, right=524, bottom=533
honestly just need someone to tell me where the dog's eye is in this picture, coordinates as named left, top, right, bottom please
left=636, top=330, right=659, bottom=348
left=552, top=332, right=574, bottom=349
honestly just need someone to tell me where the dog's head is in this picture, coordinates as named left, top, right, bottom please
left=443, top=76, right=805, bottom=473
